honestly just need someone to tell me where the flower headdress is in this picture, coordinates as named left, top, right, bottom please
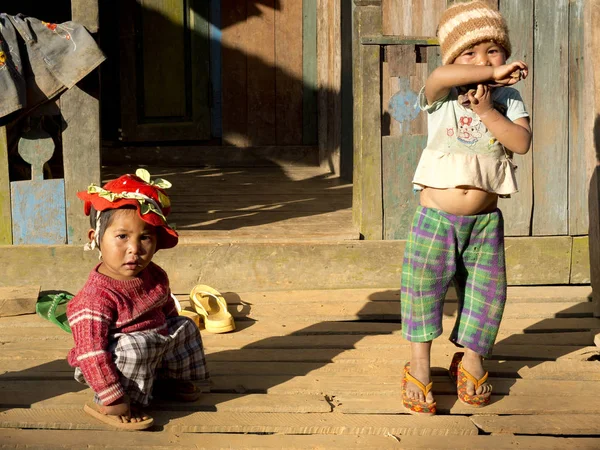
left=77, top=169, right=178, bottom=251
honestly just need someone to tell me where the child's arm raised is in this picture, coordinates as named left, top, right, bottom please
left=425, top=61, right=528, bottom=105
left=469, top=84, right=532, bottom=154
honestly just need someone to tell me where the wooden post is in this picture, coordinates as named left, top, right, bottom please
left=61, top=0, right=102, bottom=244
left=589, top=0, right=600, bottom=318
left=0, top=127, right=12, bottom=245
left=353, top=0, right=383, bottom=239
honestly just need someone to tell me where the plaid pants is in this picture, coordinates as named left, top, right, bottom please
left=400, top=206, right=506, bottom=357
left=75, top=315, right=209, bottom=406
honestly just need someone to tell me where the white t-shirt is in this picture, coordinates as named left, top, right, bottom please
left=412, top=86, right=529, bottom=195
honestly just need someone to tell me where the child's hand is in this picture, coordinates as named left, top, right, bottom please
left=491, top=61, right=528, bottom=87
left=467, top=84, right=494, bottom=117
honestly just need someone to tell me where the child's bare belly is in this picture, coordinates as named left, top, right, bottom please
left=419, top=186, right=498, bottom=216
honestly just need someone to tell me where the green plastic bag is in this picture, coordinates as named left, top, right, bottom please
left=36, top=292, right=73, bottom=333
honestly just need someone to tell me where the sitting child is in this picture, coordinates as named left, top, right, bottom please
left=67, top=169, right=209, bottom=430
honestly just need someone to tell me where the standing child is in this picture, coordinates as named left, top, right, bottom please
left=400, top=1, right=531, bottom=415
left=67, top=169, right=209, bottom=430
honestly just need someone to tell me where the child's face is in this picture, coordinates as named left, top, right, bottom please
left=453, top=41, right=507, bottom=67
left=92, top=209, right=158, bottom=281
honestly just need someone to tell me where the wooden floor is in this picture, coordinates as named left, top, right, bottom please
left=102, top=165, right=357, bottom=242
left=1, top=285, right=600, bottom=448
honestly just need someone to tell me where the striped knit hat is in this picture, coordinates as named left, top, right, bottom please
left=438, top=1, right=511, bottom=65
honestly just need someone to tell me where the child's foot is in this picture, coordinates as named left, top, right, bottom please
left=153, top=379, right=201, bottom=402
left=84, top=401, right=154, bottom=430
left=405, top=357, right=435, bottom=405
left=461, top=351, right=492, bottom=397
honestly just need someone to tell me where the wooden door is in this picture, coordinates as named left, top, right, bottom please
left=119, top=0, right=211, bottom=141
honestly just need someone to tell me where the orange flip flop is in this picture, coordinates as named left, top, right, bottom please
left=449, top=352, right=492, bottom=407
left=189, top=285, right=235, bottom=333
left=401, top=362, right=436, bottom=415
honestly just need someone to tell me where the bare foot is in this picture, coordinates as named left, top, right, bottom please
left=405, top=342, right=434, bottom=404
left=406, top=358, right=435, bottom=404
left=461, top=350, right=493, bottom=397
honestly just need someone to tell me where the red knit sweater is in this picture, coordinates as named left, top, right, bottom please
left=67, top=262, right=178, bottom=405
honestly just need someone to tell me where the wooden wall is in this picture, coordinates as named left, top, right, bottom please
left=221, top=0, right=315, bottom=148
left=376, top=0, right=593, bottom=238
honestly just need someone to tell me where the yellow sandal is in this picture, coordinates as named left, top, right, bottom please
left=401, top=362, right=436, bottom=415
left=190, top=285, right=235, bottom=333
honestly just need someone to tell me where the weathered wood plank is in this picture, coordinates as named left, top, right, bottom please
left=572, top=236, right=591, bottom=284
left=275, top=0, right=303, bottom=145
left=303, top=0, right=318, bottom=145
left=336, top=394, right=600, bottom=415
left=221, top=0, right=248, bottom=146
left=209, top=0, right=222, bottom=138
left=0, top=409, right=478, bottom=436
left=358, top=43, right=383, bottom=239
left=532, top=0, right=569, bottom=235
left=589, top=0, right=600, bottom=319
left=383, top=135, right=426, bottom=239
left=505, top=236, right=572, bottom=284
left=4, top=357, right=600, bottom=382
left=498, top=0, right=534, bottom=236
left=0, top=286, right=39, bottom=317
left=382, top=0, right=445, bottom=36
left=0, top=429, right=409, bottom=450
left=0, top=127, right=11, bottom=245
left=247, top=0, right=276, bottom=145
left=568, top=0, right=590, bottom=235
left=61, top=85, right=101, bottom=244
left=471, top=414, right=600, bottom=436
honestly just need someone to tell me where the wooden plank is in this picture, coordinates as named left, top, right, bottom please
left=303, top=0, right=318, bottom=145
left=0, top=386, right=330, bottom=413
left=358, top=43, right=383, bottom=239
left=247, top=0, right=276, bottom=145
left=0, top=127, right=12, bottom=245
left=382, top=0, right=446, bottom=36
left=141, top=0, right=186, bottom=118
left=221, top=0, right=248, bottom=146
left=498, top=0, right=534, bottom=236
left=383, top=136, right=426, bottom=239
left=590, top=0, right=600, bottom=319
left=336, top=394, right=600, bottom=415
left=2, top=431, right=596, bottom=450
left=61, top=86, right=101, bottom=245
left=571, top=236, right=591, bottom=284
left=0, top=286, right=39, bottom=317
left=505, top=236, right=572, bottom=285
left=0, top=409, right=479, bottom=436
left=0, top=429, right=409, bottom=450
left=10, top=133, right=66, bottom=245
left=471, top=414, right=600, bottom=436
left=275, top=0, right=303, bottom=145
left=532, top=0, right=569, bottom=235
left=209, top=0, right=223, bottom=138
left=568, top=0, right=589, bottom=235
left=352, top=5, right=382, bottom=229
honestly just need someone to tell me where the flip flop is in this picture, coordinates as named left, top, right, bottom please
left=449, top=352, right=492, bottom=407
left=189, top=285, right=235, bottom=334
left=35, top=292, right=73, bottom=333
left=401, top=362, right=436, bottom=415
left=169, top=293, right=201, bottom=327
left=83, top=402, right=154, bottom=431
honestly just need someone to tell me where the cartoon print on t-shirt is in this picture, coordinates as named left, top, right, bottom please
left=457, top=115, right=484, bottom=146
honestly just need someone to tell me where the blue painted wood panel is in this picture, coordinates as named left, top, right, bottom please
left=11, top=179, right=66, bottom=245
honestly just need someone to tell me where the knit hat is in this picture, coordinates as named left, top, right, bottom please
left=77, top=168, right=178, bottom=250
left=437, top=1, right=511, bottom=65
